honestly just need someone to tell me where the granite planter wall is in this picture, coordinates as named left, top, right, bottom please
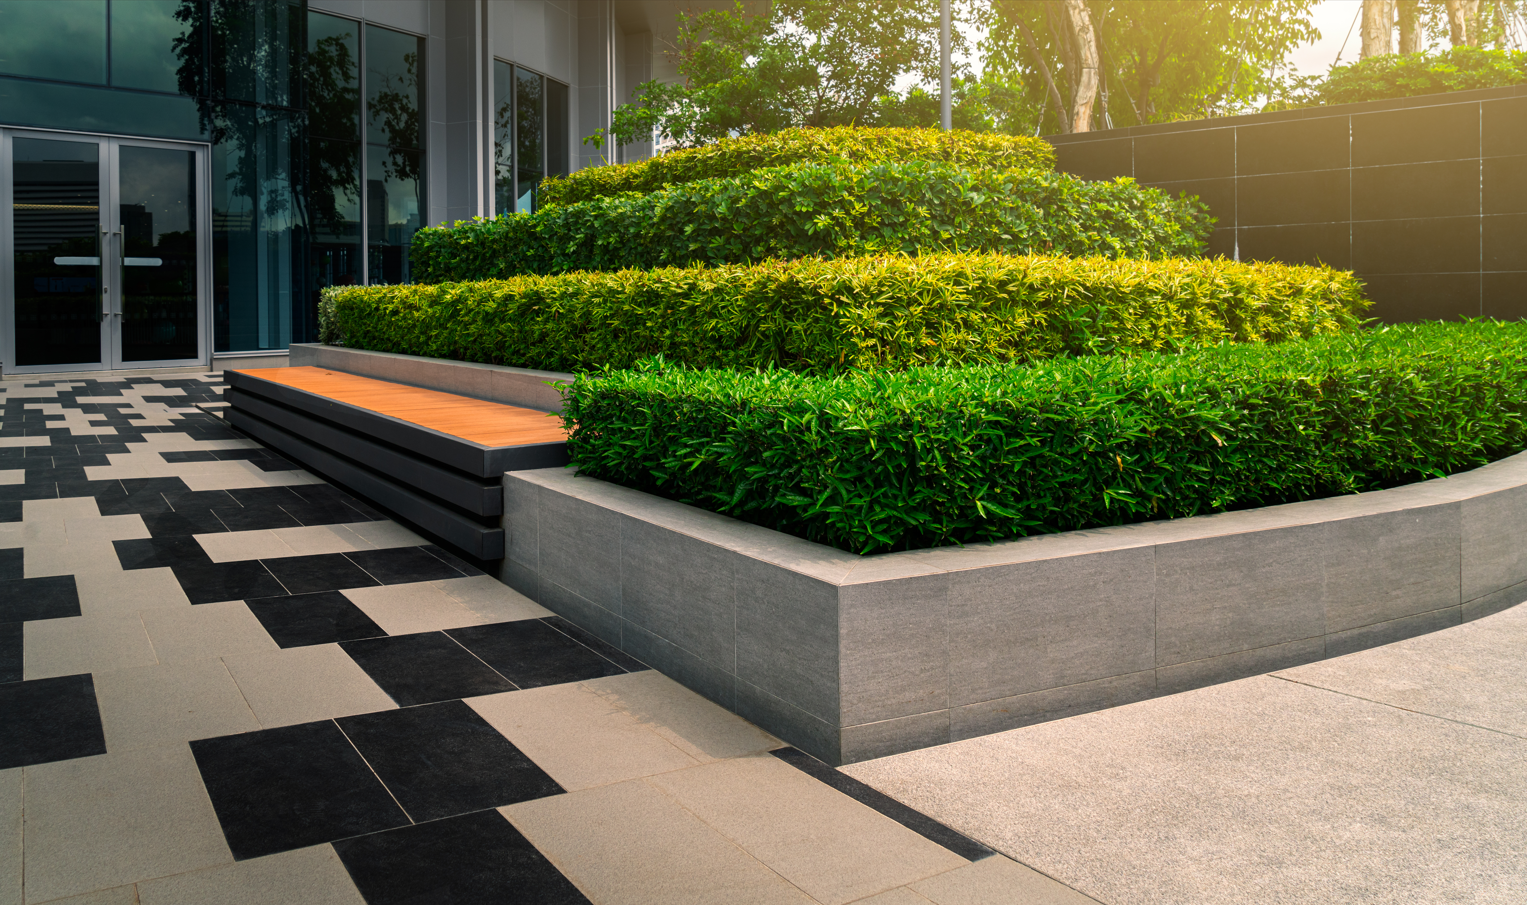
left=289, top=343, right=572, bottom=413
left=500, top=454, right=1527, bottom=765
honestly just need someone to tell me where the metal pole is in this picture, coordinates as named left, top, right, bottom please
left=940, top=0, right=952, bottom=130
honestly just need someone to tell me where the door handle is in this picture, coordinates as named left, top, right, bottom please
left=101, top=226, right=123, bottom=319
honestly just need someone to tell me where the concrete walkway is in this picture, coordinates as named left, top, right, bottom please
left=845, top=600, right=1527, bottom=905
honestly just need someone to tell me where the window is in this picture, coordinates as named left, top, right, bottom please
left=365, top=24, right=421, bottom=284
left=493, top=61, right=569, bottom=215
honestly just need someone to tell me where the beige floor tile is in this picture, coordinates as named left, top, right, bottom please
left=195, top=530, right=295, bottom=563
left=63, top=514, right=149, bottom=542
left=339, top=582, right=486, bottom=635
left=505, top=779, right=815, bottom=905
left=22, top=498, right=99, bottom=520
left=17, top=520, right=65, bottom=545
left=136, top=844, right=366, bottom=905
left=584, top=671, right=781, bottom=763
left=74, top=568, right=190, bottom=617
left=469, top=683, right=698, bottom=791
left=24, top=615, right=158, bottom=681
left=180, top=472, right=276, bottom=492
left=0, top=524, right=28, bottom=548
left=24, top=540, right=127, bottom=579
left=270, top=525, right=369, bottom=557
left=908, top=857, right=1102, bottom=905
left=22, top=746, right=232, bottom=903
left=84, top=465, right=147, bottom=482
left=2, top=769, right=19, bottom=905
left=342, top=520, right=425, bottom=549
left=852, top=889, right=936, bottom=905
left=0, top=436, right=51, bottom=447
left=140, top=602, right=278, bottom=664
left=257, top=470, right=323, bottom=487
left=30, top=886, right=139, bottom=905
left=94, top=660, right=260, bottom=753
left=0, top=471, right=23, bottom=486
left=648, top=756, right=967, bottom=905
left=223, top=644, right=396, bottom=728
left=433, top=575, right=552, bottom=622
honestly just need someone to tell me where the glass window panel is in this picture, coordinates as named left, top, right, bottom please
left=213, top=103, right=300, bottom=352
left=307, top=11, right=359, bottom=141
left=118, top=145, right=198, bottom=362
left=546, top=78, right=569, bottom=180
left=11, top=136, right=103, bottom=367
left=207, top=0, right=299, bottom=107
left=0, top=0, right=106, bottom=85
left=111, top=0, right=194, bottom=94
left=493, top=59, right=514, bottom=216
left=0, top=76, right=204, bottom=139
left=366, top=144, right=419, bottom=285
left=307, top=137, right=361, bottom=288
left=366, top=25, right=421, bottom=150
left=515, top=67, right=543, bottom=211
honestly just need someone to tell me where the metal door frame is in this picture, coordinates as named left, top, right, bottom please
left=2, top=126, right=211, bottom=375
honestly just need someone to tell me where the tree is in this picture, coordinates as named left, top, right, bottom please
left=1362, top=0, right=1395, bottom=58
left=992, top=1, right=1101, bottom=133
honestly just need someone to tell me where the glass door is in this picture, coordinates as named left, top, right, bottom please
left=2, top=129, right=207, bottom=373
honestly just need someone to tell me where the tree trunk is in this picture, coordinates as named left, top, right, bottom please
left=1061, top=0, right=1099, bottom=132
left=1444, top=0, right=1481, bottom=44
left=1397, top=0, right=1424, bottom=53
left=1361, top=0, right=1395, bottom=58
left=1013, top=15, right=1071, bottom=133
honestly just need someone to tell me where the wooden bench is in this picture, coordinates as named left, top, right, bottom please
left=225, top=366, right=568, bottom=560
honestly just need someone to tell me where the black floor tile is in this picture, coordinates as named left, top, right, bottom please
left=225, top=486, right=304, bottom=508
left=0, top=483, right=59, bottom=502
left=335, top=809, right=589, bottom=905
left=342, top=633, right=516, bottom=706
left=0, top=674, right=107, bottom=770
left=0, top=549, right=22, bottom=582
left=420, top=545, right=486, bottom=578
left=191, top=721, right=409, bottom=861
left=51, top=453, right=110, bottom=468
left=114, top=535, right=211, bottom=570
left=211, top=504, right=302, bottom=531
left=173, top=560, right=287, bottom=605
left=0, top=622, right=20, bottom=684
left=280, top=500, right=370, bottom=526
left=97, top=487, right=173, bottom=517
left=121, top=476, right=190, bottom=495
left=141, top=509, right=229, bottom=537
left=159, top=450, right=220, bottom=463
left=245, top=591, right=385, bottom=648
left=162, top=488, right=238, bottom=511
left=262, top=553, right=381, bottom=595
left=0, top=502, right=19, bottom=523
left=0, top=576, right=80, bottom=623
left=338, top=701, right=563, bottom=822
left=345, top=547, right=465, bottom=585
left=543, top=616, right=648, bottom=673
left=251, top=457, right=300, bottom=472
left=448, top=620, right=627, bottom=690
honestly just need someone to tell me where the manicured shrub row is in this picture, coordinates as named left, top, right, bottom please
left=561, top=321, right=1527, bottom=553
left=411, top=161, right=1212, bottom=284
left=537, top=126, right=1056, bottom=207
left=321, top=253, right=1367, bottom=375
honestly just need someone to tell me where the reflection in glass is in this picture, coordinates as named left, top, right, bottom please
left=308, top=138, right=361, bottom=288
left=214, top=104, right=300, bottom=352
left=367, top=144, right=419, bottom=284
left=111, top=0, right=191, bottom=94
left=0, top=77, right=204, bottom=140
left=202, top=0, right=301, bottom=107
left=307, top=12, right=359, bottom=141
left=515, top=67, right=544, bottom=212
left=493, top=60, right=514, bottom=216
left=118, top=145, right=197, bottom=362
left=0, top=0, right=106, bottom=85
left=366, top=25, right=421, bottom=150
left=12, top=137, right=103, bottom=367
left=546, top=78, right=569, bottom=181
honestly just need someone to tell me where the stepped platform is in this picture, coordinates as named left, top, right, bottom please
left=225, top=366, right=567, bottom=560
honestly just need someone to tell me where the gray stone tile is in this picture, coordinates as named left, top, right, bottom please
left=621, top=620, right=736, bottom=710
left=620, top=515, right=736, bottom=669
left=539, top=580, right=623, bottom=648
left=29, top=886, right=139, bottom=905
left=136, top=844, right=365, bottom=905
left=840, top=710, right=951, bottom=764
left=1461, top=483, right=1527, bottom=602
left=497, top=556, right=540, bottom=602
left=838, top=574, right=949, bottom=726
left=93, top=660, right=259, bottom=753
left=1154, top=524, right=1326, bottom=667
left=1463, top=579, right=1527, bottom=622
left=1324, top=606, right=1461, bottom=658
left=1155, top=636, right=1325, bottom=697
left=537, top=489, right=621, bottom=612
left=501, top=475, right=539, bottom=567
left=950, top=671, right=1157, bottom=742
left=735, top=679, right=841, bottom=766
left=945, top=548, right=1156, bottom=708
left=735, top=558, right=839, bottom=725
left=22, top=746, right=232, bottom=903
left=1322, top=504, right=1461, bottom=634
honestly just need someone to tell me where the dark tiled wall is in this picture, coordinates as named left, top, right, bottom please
left=1049, top=86, right=1527, bottom=322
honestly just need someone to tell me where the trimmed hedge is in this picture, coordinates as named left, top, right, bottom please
left=561, top=321, right=1527, bottom=553
left=411, top=161, right=1212, bottom=284
left=537, top=126, right=1056, bottom=207
left=321, top=253, right=1368, bottom=375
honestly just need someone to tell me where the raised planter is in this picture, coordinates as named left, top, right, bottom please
left=500, top=454, right=1527, bottom=765
left=289, top=343, right=572, bottom=413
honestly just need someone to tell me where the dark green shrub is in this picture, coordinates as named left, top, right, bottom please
left=411, top=161, right=1212, bottom=284
left=561, top=321, right=1527, bottom=553
left=323, top=253, right=1367, bottom=375
left=538, top=126, right=1056, bottom=207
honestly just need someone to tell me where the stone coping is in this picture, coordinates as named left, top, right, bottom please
left=290, top=344, right=573, bottom=414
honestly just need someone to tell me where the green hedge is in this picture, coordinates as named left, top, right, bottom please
left=561, top=321, right=1527, bottom=553
left=538, top=126, right=1056, bottom=207
left=322, top=253, right=1367, bottom=374
left=411, top=161, right=1212, bottom=284
left=1286, top=46, right=1527, bottom=108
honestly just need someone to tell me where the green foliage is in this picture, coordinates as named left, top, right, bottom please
left=1271, top=46, right=1527, bottom=110
left=321, top=252, right=1368, bottom=376
left=413, top=161, right=1213, bottom=283
left=539, top=126, right=1055, bottom=208
left=560, top=321, right=1527, bottom=553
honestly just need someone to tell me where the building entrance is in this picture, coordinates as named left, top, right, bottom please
left=2, top=129, right=208, bottom=373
